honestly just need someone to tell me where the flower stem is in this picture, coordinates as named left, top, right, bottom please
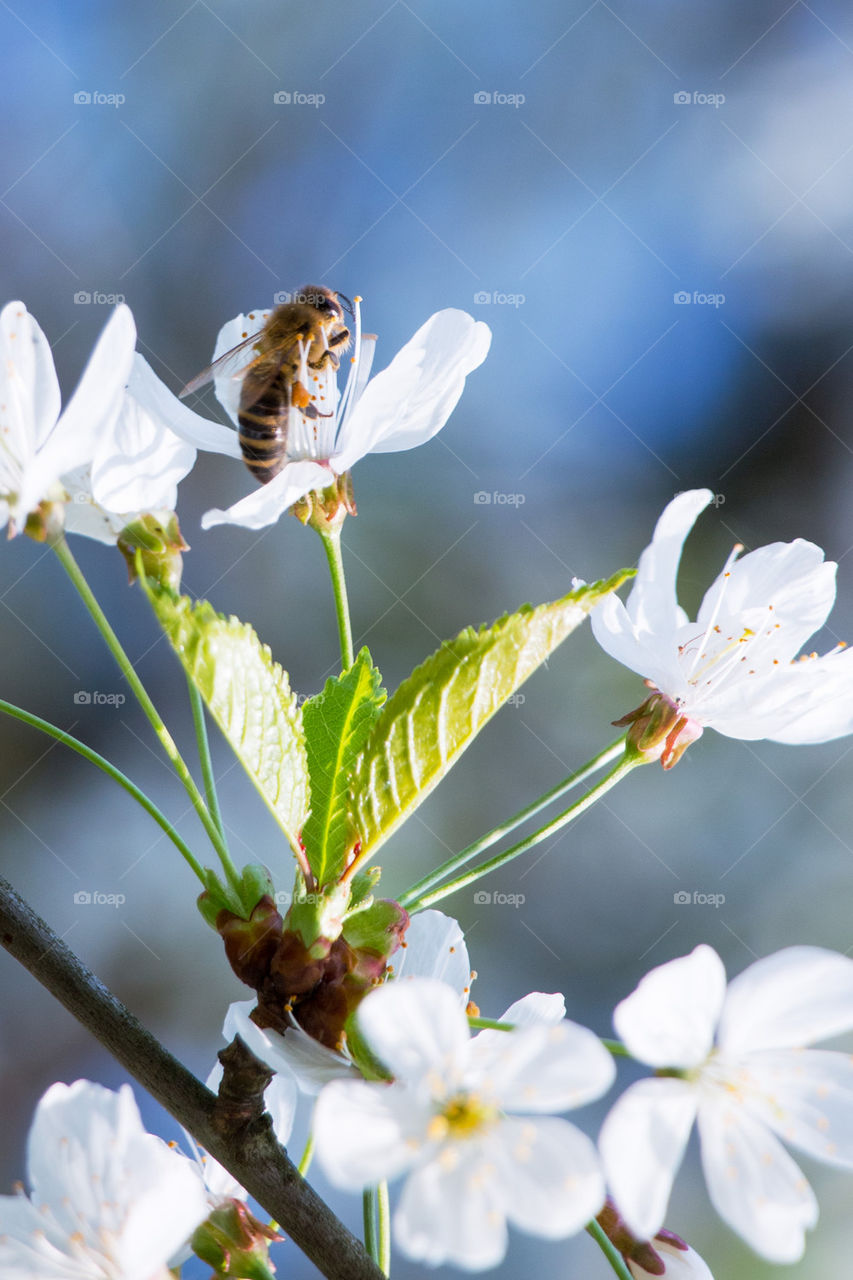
left=363, top=1185, right=390, bottom=1276
left=51, top=534, right=240, bottom=892
left=187, top=675, right=228, bottom=848
left=602, top=1038, right=631, bottom=1058
left=398, top=737, right=626, bottom=909
left=298, top=1132, right=315, bottom=1177
left=586, top=1218, right=634, bottom=1280
left=318, top=526, right=354, bottom=669
left=404, top=755, right=640, bottom=912
left=0, top=697, right=206, bottom=884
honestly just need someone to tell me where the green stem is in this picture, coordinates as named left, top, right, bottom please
left=0, top=698, right=206, bottom=884
left=398, top=737, right=626, bottom=909
left=468, top=1016, right=513, bottom=1032
left=586, top=1219, right=635, bottom=1280
left=376, top=1182, right=390, bottom=1276
left=363, top=1188, right=378, bottom=1268
left=52, top=535, right=240, bottom=892
left=318, top=526, right=354, bottom=670
left=405, top=756, right=639, bottom=912
left=602, top=1038, right=631, bottom=1058
left=298, top=1132, right=315, bottom=1177
left=187, top=676, right=227, bottom=847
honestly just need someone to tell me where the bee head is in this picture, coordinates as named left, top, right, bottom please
left=296, top=285, right=345, bottom=320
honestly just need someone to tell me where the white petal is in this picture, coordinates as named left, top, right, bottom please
left=313, top=1079, right=427, bottom=1189
left=356, top=977, right=471, bottom=1085
left=718, top=946, right=853, bottom=1053
left=614, top=946, right=726, bottom=1068
left=28, top=306, right=136, bottom=511
left=265, top=1072, right=298, bottom=1145
left=626, top=490, right=714, bottom=634
left=332, top=310, right=491, bottom=472
left=61, top=467, right=127, bottom=545
left=393, top=1143, right=507, bottom=1270
left=222, top=1000, right=354, bottom=1095
left=129, top=354, right=240, bottom=457
left=393, top=910, right=472, bottom=1000
left=767, top=648, right=853, bottom=744
left=737, top=1048, right=853, bottom=1169
left=0, top=302, right=59, bottom=482
left=0, top=1194, right=80, bottom=1279
left=494, top=1116, right=605, bottom=1237
left=211, top=307, right=270, bottom=426
left=470, top=1019, right=615, bottom=1113
left=629, top=1242, right=715, bottom=1279
left=697, top=1094, right=817, bottom=1262
left=599, top=1077, right=698, bottom=1240
left=201, top=459, right=332, bottom=530
left=499, top=991, right=566, bottom=1027
left=696, top=540, right=835, bottom=664
left=90, top=392, right=195, bottom=514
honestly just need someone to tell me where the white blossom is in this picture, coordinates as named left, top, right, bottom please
left=313, top=976, right=614, bottom=1270
left=0, top=301, right=232, bottom=542
left=591, top=488, right=853, bottom=759
left=600, top=945, right=853, bottom=1262
left=164, top=301, right=490, bottom=531
left=628, top=1239, right=715, bottom=1278
left=0, top=1079, right=209, bottom=1280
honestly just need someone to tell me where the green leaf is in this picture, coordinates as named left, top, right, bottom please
left=350, top=571, right=633, bottom=860
left=143, top=583, right=309, bottom=855
left=301, top=647, right=385, bottom=887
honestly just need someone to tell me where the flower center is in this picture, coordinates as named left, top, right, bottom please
left=427, top=1092, right=499, bottom=1142
left=284, top=297, right=365, bottom=465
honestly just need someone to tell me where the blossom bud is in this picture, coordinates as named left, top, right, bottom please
left=22, top=498, right=65, bottom=544
left=216, top=895, right=284, bottom=989
left=292, top=473, right=356, bottom=529
left=117, top=511, right=188, bottom=592
left=191, top=1199, right=282, bottom=1280
left=615, top=688, right=703, bottom=769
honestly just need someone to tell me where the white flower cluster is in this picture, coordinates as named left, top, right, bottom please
left=0, top=298, right=489, bottom=540
left=5, top=915, right=853, bottom=1276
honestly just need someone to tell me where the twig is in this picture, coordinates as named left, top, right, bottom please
left=0, top=874, right=383, bottom=1280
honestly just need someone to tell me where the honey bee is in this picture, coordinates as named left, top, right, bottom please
left=180, top=285, right=351, bottom=484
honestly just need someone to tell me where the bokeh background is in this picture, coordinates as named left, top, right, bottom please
left=2, top=2, right=853, bottom=1276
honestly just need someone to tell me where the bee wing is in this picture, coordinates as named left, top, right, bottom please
left=179, top=332, right=272, bottom=399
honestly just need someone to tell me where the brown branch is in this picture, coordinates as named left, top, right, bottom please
left=0, top=874, right=384, bottom=1280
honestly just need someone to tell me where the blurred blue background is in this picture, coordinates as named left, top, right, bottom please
left=3, top=2, right=853, bottom=1276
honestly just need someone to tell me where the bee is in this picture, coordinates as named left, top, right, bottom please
left=179, top=285, right=351, bottom=484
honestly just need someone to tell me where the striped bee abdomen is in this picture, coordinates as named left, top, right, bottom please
left=237, top=372, right=290, bottom=485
